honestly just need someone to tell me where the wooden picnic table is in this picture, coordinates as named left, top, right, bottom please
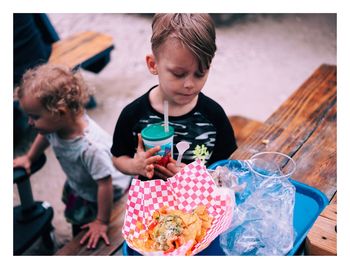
left=230, top=64, right=337, bottom=255
left=55, top=64, right=336, bottom=255
left=229, top=64, right=336, bottom=202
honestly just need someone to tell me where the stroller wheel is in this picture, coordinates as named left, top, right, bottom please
left=41, top=225, right=59, bottom=254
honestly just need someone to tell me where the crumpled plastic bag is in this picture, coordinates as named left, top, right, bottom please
left=211, top=160, right=296, bottom=255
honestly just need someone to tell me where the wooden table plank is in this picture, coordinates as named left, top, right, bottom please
left=55, top=193, right=127, bottom=256
left=305, top=204, right=337, bottom=255
left=330, top=192, right=337, bottom=204
left=229, top=64, right=336, bottom=200
left=265, top=64, right=336, bottom=129
left=291, top=103, right=336, bottom=199
left=230, top=65, right=336, bottom=158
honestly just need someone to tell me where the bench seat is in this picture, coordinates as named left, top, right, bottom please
left=49, top=31, right=114, bottom=72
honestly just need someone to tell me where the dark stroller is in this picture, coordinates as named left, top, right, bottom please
left=13, top=154, right=55, bottom=255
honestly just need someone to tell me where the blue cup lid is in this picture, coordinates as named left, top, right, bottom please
left=141, top=123, right=174, bottom=141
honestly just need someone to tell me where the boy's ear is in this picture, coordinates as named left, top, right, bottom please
left=146, top=54, right=158, bottom=75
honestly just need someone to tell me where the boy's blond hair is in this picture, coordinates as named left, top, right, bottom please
left=151, top=13, right=217, bottom=73
left=15, top=64, right=90, bottom=115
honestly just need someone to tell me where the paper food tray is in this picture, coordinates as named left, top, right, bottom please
left=122, top=159, right=234, bottom=255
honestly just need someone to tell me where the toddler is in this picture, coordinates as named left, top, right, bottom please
left=13, top=64, right=130, bottom=249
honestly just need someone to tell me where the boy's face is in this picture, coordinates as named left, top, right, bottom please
left=19, top=94, right=66, bottom=135
left=149, top=38, right=210, bottom=106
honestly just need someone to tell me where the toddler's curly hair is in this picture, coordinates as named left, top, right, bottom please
left=15, top=64, right=90, bottom=116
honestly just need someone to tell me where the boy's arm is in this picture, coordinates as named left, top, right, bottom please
left=112, top=155, right=159, bottom=179
left=79, top=175, right=113, bottom=249
left=112, top=155, right=142, bottom=176
left=112, top=134, right=161, bottom=179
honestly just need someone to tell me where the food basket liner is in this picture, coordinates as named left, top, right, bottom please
left=122, top=159, right=234, bottom=255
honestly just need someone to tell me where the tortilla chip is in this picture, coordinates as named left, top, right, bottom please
left=131, top=205, right=212, bottom=254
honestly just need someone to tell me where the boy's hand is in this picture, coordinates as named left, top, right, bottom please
left=13, top=155, right=32, bottom=175
left=134, top=133, right=162, bottom=178
left=80, top=219, right=110, bottom=249
left=154, top=157, right=186, bottom=180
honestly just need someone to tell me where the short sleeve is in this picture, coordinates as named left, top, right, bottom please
left=199, top=95, right=237, bottom=165
left=110, top=92, right=150, bottom=158
left=209, top=108, right=237, bottom=164
left=81, top=144, right=116, bottom=181
left=111, top=106, right=136, bottom=158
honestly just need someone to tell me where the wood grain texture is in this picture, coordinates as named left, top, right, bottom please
left=320, top=203, right=337, bottom=221
left=230, top=64, right=336, bottom=200
left=229, top=115, right=263, bottom=146
left=49, top=31, right=113, bottom=68
left=55, top=193, right=127, bottom=256
left=330, top=192, right=337, bottom=204
left=305, top=204, right=337, bottom=255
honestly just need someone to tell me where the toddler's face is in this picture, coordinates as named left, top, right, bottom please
left=154, top=38, right=210, bottom=106
left=19, top=94, right=66, bottom=135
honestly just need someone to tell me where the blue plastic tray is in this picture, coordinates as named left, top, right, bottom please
left=123, top=159, right=329, bottom=256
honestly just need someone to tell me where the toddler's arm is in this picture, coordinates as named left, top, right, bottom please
left=13, top=134, right=50, bottom=174
left=112, top=134, right=162, bottom=179
left=80, top=175, right=113, bottom=249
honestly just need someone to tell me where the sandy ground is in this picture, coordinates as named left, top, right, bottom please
left=13, top=13, right=336, bottom=255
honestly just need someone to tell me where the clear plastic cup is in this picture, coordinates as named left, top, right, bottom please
left=247, top=151, right=296, bottom=180
left=141, top=123, right=174, bottom=166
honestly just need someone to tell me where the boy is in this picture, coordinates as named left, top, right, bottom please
left=13, top=64, right=130, bottom=248
left=111, top=13, right=237, bottom=180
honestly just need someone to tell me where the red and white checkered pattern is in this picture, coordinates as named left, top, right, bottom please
left=122, top=159, right=234, bottom=255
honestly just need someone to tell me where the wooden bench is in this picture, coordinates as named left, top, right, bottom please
left=55, top=193, right=128, bottom=255
left=49, top=31, right=114, bottom=71
left=304, top=193, right=337, bottom=255
left=28, top=14, right=114, bottom=72
left=229, top=115, right=263, bottom=146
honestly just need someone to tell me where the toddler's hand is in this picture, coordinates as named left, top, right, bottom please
left=13, top=155, right=32, bottom=175
left=134, top=133, right=162, bottom=178
left=80, top=219, right=110, bottom=249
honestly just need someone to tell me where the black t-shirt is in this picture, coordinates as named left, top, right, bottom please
left=111, top=86, right=237, bottom=169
